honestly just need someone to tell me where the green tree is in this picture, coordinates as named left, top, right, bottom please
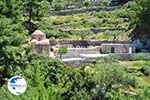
left=25, top=0, right=50, bottom=21
left=0, top=0, right=24, bottom=22
left=23, top=0, right=50, bottom=34
left=128, top=0, right=150, bottom=39
left=57, top=46, right=67, bottom=60
left=83, top=0, right=90, bottom=8
left=0, top=16, right=28, bottom=86
left=101, top=0, right=111, bottom=7
left=52, top=0, right=65, bottom=11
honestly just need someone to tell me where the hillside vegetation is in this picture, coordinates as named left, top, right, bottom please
left=40, top=1, right=131, bottom=40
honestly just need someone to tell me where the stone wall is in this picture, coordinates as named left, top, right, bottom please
left=50, top=40, right=130, bottom=47
left=34, top=44, right=50, bottom=56
left=62, top=53, right=135, bottom=66
left=50, top=6, right=121, bottom=16
left=62, top=58, right=88, bottom=66
left=61, top=27, right=126, bottom=33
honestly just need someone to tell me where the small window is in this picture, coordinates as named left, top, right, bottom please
left=38, top=37, right=41, bottom=41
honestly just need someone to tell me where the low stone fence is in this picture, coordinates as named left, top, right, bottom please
left=61, top=53, right=149, bottom=66
left=62, top=58, right=88, bottom=67
left=57, top=47, right=100, bottom=59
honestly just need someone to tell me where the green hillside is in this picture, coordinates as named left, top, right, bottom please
left=39, top=4, right=130, bottom=40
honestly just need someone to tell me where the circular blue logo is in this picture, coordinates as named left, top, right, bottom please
left=8, top=76, right=27, bottom=95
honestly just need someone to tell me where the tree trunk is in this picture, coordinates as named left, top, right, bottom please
left=60, top=55, right=63, bottom=60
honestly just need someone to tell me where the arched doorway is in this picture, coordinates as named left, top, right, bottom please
left=111, top=47, right=115, bottom=53
left=123, top=47, right=128, bottom=53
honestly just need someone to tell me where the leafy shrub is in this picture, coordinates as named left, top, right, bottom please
left=122, top=74, right=138, bottom=87
left=140, top=88, right=150, bottom=100
left=107, top=91, right=138, bottom=100
left=52, top=19, right=65, bottom=25
left=92, top=11, right=109, bottom=18
left=93, top=60, right=137, bottom=90
left=83, top=0, right=90, bottom=8
left=52, top=0, right=65, bottom=11
left=106, top=18, right=124, bottom=25
left=0, top=66, right=4, bottom=72
left=96, top=55, right=119, bottom=64
left=101, top=0, right=111, bottom=6
left=40, top=28, right=69, bottom=39
left=130, top=53, right=150, bottom=61
left=103, top=30, right=124, bottom=40
left=114, top=8, right=129, bottom=18
left=141, top=65, right=150, bottom=76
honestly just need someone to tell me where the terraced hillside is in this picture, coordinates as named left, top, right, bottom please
left=39, top=2, right=131, bottom=41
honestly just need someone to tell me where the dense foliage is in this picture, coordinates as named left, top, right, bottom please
left=0, top=0, right=28, bottom=86
left=1, top=54, right=150, bottom=100
left=128, top=0, right=150, bottom=39
left=0, top=55, right=96, bottom=100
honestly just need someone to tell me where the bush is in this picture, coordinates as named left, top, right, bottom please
left=106, top=18, right=124, bottom=25
left=130, top=53, right=150, bottom=61
left=41, top=28, right=69, bottom=39
left=93, top=59, right=137, bottom=91
left=52, top=19, right=65, bottom=25
left=83, top=0, right=90, bottom=8
left=107, top=91, right=138, bottom=100
left=101, top=0, right=111, bottom=6
left=122, top=74, right=138, bottom=87
left=96, top=55, right=119, bottom=64
left=141, top=65, right=150, bottom=76
left=52, top=0, right=65, bottom=11
left=140, top=88, right=150, bottom=100
left=92, top=11, right=109, bottom=18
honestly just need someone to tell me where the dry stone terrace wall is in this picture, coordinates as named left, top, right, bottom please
left=60, top=27, right=126, bottom=34
left=66, top=1, right=101, bottom=9
left=50, top=6, right=121, bottom=16
left=50, top=0, right=119, bottom=11
left=50, top=40, right=130, bottom=47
